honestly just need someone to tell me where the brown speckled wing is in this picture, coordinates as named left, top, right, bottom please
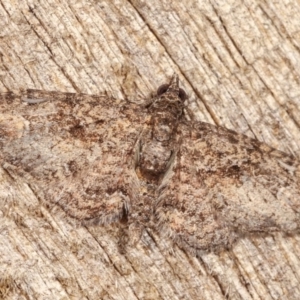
left=1, top=74, right=300, bottom=255
left=0, top=90, right=144, bottom=225
left=154, top=121, right=300, bottom=253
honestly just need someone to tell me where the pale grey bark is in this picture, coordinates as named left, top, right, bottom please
left=1, top=1, right=300, bottom=299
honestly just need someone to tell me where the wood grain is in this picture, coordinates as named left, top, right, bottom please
left=1, top=0, right=300, bottom=299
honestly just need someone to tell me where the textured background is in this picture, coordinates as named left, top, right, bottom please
left=1, top=0, right=300, bottom=299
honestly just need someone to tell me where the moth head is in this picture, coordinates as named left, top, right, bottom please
left=156, top=73, right=187, bottom=102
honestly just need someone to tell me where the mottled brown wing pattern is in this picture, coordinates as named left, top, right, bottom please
left=0, top=90, right=145, bottom=224
left=1, top=74, right=300, bottom=255
left=155, top=121, right=300, bottom=253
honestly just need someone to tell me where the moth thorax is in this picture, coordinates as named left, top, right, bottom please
left=139, top=141, right=173, bottom=180
left=152, top=115, right=176, bottom=142
left=138, top=114, right=177, bottom=181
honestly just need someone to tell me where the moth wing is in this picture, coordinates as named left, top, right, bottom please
left=0, top=90, right=144, bottom=224
left=155, top=121, right=300, bottom=253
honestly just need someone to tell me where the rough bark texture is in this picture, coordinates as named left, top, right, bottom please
left=1, top=1, right=300, bottom=299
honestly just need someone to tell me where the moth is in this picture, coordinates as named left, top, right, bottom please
left=1, top=74, right=300, bottom=254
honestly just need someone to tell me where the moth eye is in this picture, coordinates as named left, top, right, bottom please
left=157, top=84, right=169, bottom=96
left=179, top=88, right=187, bottom=102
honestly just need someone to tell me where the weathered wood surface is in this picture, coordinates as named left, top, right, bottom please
left=1, top=0, right=300, bottom=299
